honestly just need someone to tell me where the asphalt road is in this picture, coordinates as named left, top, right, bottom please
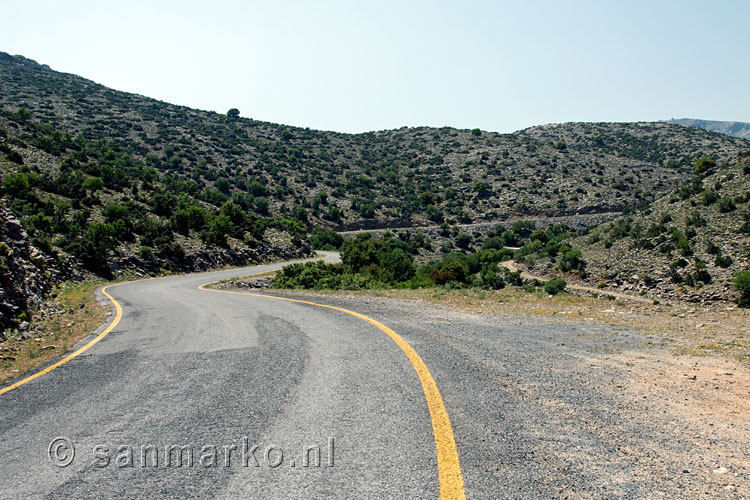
left=0, top=254, right=742, bottom=498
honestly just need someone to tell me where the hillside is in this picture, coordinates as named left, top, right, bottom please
left=567, top=154, right=750, bottom=304
left=668, top=118, right=750, bottom=140
left=0, top=105, right=312, bottom=335
left=2, top=52, right=748, bottom=231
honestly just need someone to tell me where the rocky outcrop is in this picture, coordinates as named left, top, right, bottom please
left=0, top=208, right=54, bottom=338
left=113, top=241, right=313, bottom=277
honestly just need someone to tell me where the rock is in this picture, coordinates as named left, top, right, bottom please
left=0, top=207, right=55, bottom=335
left=713, top=466, right=729, bottom=475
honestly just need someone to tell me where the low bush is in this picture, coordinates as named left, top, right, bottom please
left=544, top=277, right=567, bottom=295
left=733, top=271, right=750, bottom=307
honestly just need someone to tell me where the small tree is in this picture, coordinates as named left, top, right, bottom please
left=82, top=176, right=104, bottom=194
left=203, top=215, right=234, bottom=247
left=431, top=261, right=466, bottom=285
left=694, top=156, right=716, bottom=175
left=226, top=108, right=240, bottom=119
left=454, top=233, right=472, bottom=249
left=2, top=172, right=31, bottom=197
left=472, top=181, right=491, bottom=197
left=733, top=271, right=750, bottom=307
left=559, top=248, right=586, bottom=274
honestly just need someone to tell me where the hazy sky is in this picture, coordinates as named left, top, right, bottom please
left=2, top=1, right=748, bottom=133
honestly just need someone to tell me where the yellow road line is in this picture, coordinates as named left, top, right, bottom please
left=0, top=255, right=332, bottom=397
left=0, top=286, right=123, bottom=396
left=199, top=282, right=466, bottom=500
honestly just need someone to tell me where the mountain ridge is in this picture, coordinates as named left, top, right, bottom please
left=667, top=118, right=750, bottom=140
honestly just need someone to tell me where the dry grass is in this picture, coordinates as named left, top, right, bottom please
left=0, top=281, right=110, bottom=385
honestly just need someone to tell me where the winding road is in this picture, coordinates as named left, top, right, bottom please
left=0, top=254, right=743, bottom=498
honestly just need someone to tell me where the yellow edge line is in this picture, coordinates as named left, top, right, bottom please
left=0, top=254, right=331, bottom=396
left=0, top=285, right=123, bottom=396
left=199, top=282, right=466, bottom=500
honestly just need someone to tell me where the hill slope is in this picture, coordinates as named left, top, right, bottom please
left=570, top=154, right=750, bottom=304
left=2, top=52, right=748, bottom=230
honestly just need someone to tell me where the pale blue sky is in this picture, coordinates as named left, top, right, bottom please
left=2, top=1, right=748, bottom=133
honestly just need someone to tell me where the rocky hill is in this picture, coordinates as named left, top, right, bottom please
left=668, top=118, right=750, bottom=140
left=2, top=52, right=748, bottom=231
left=568, top=154, right=750, bottom=305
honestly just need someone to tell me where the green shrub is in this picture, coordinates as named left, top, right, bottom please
left=472, top=181, right=490, bottom=196
left=480, top=263, right=505, bottom=289
left=702, top=190, right=719, bottom=205
left=137, top=246, right=154, bottom=259
left=173, top=206, right=208, bottom=235
left=559, top=248, right=586, bottom=274
left=718, top=197, right=736, bottom=213
left=694, top=156, right=716, bottom=175
left=686, top=210, right=706, bottom=227
left=501, top=231, right=520, bottom=247
left=202, top=215, right=234, bottom=247
left=694, top=268, right=711, bottom=284
left=482, top=236, right=503, bottom=250
left=2, top=172, right=31, bottom=197
left=103, top=203, right=129, bottom=223
left=339, top=236, right=415, bottom=284
left=430, top=261, right=466, bottom=285
left=514, top=240, right=543, bottom=259
left=271, top=260, right=343, bottom=289
left=733, top=271, right=750, bottom=307
left=544, top=277, right=567, bottom=295
left=512, top=220, right=536, bottom=238
left=81, top=176, right=104, bottom=192
left=310, top=227, right=343, bottom=250
left=454, top=233, right=472, bottom=249
left=426, top=204, right=444, bottom=223
left=715, top=254, right=733, bottom=268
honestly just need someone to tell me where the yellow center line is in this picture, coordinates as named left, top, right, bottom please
left=199, top=282, right=467, bottom=500
left=0, top=285, right=123, bottom=396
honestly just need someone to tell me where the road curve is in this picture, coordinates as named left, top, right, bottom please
left=1, top=254, right=741, bottom=498
left=0, top=253, right=456, bottom=499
